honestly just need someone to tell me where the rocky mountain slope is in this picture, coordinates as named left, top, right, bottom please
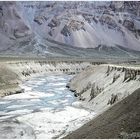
left=0, top=2, right=140, bottom=58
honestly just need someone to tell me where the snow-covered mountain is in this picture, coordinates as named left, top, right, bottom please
left=0, top=1, right=140, bottom=58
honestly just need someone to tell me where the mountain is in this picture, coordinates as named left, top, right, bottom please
left=0, top=1, right=140, bottom=58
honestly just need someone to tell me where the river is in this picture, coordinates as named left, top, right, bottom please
left=0, top=74, right=95, bottom=138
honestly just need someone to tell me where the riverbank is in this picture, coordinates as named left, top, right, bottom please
left=0, top=58, right=96, bottom=97
left=65, top=88, right=140, bottom=139
left=0, top=64, right=23, bottom=97
left=64, top=64, right=140, bottom=139
left=67, top=64, right=140, bottom=113
left=0, top=56, right=139, bottom=97
left=0, top=58, right=140, bottom=139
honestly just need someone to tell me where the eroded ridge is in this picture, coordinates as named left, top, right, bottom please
left=67, top=64, right=140, bottom=113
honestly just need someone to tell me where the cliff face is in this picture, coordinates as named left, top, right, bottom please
left=0, top=63, right=22, bottom=97
left=0, top=2, right=37, bottom=54
left=0, top=60, right=92, bottom=97
left=0, top=2, right=140, bottom=57
left=68, top=64, right=140, bottom=113
left=20, top=1, right=140, bottom=51
left=7, top=60, right=91, bottom=79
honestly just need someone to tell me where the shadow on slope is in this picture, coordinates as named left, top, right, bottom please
left=46, top=38, right=140, bottom=59
left=65, top=88, right=140, bottom=139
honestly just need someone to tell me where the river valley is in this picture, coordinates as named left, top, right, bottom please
left=0, top=74, right=95, bottom=139
left=0, top=1, right=140, bottom=138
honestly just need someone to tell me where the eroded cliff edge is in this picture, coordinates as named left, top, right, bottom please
left=0, top=59, right=96, bottom=97
left=65, top=64, right=140, bottom=139
left=67, top=64, right=140, bottom=112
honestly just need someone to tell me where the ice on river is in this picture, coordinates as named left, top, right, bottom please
left=0, top=74, right=95, bottom=139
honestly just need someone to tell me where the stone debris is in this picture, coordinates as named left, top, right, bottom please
left=107, top=94, right=118, bottom=105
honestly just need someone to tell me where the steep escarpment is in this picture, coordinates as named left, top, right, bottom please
left=0, top=59, right=93, bottom=97
left=0, top=2, right=37, bottom=55
left=0, top=63, right=23, bottom=97
left=20, top=1, right=140, bottom=51
left=0, top=2, right=140, bottom=58
left=67, top=65, right=140, bottom=113
left=65, top=64, right=140, bottom=138
left=6, top=60, right=92, bottom=79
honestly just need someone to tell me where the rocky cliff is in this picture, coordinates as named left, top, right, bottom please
left=65, top=64, right=140, bottom=138
left=0, top=59, right=93, bottom=97
left=0, top=2, right=140, bottom=58
left=0, top=2, right=36, bottom=55
left=67, top=64, right=140, bottom=113
left=20, top=1, right=140, bottom=51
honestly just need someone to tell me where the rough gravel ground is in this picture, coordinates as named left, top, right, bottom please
left=64, top=88, right=140, bottom=139
left=0, top=119, right=35, bottom=139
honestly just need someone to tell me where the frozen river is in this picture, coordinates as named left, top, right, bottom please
left=0, top=74, right=95, bottom=138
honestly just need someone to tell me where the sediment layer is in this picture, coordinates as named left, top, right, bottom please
left=0, top=59, right=95, bottom=97
left=67, top=64, right=140, bottom=113
left=65, top=64, right=140, bottom=139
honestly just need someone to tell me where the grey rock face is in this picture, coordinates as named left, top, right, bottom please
left=90, top=83, right=103, bottom=101
left=0, top=2, right=35, bottom=54
left=0, top=1, right=140, bottom=56
left=107, top=94, right=118, bottom=105
left=61, top=25, right=71, bottom=37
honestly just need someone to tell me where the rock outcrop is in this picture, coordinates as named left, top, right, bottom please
left=0, top=2, right=140, bottom=58
left=67, top=64, right=140, bottom=113
left=106, top=65, right=140, bottom=82
left=0, top=59, right=93, bottom=97
left=64, top=64, right=140, bottom=139
left=0, top=2, right=35, bottom=54
left=0, top=64, right=23, bottom=97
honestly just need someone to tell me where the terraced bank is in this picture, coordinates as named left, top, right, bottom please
left=67, top=64, right=140, bottom=113
left=65, top=64, right=140, bottom=138
left=0, top=59, right=102, bottom=97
